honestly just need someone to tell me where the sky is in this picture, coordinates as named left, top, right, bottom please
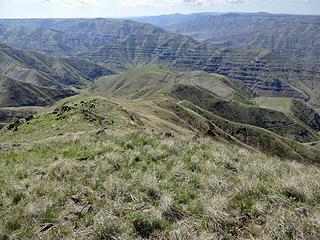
left=0, top=0, right=319, bottom=19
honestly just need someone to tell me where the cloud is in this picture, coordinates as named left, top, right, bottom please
left=119, top=0, right=246, bottom=7
left=120, top=0, right=160, bottom=7
left=1, top=0, right=103, bottom=6
left=1, top=0, right=319, bottom=8
left=4, top=0, right=246, bottom=6
left=183, top=0, right=244, bottom=5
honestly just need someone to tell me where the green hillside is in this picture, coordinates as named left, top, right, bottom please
left=1, top=94, right=320, bottom=239
left=94, top=65, right=250, bottom=102
left=0, top=75, right=76, bottom=108
left=255, top=97, right=320, bottom=132
left=94, top=65, right=320, bottom=144
left=254, top=97, right=293, bottom=113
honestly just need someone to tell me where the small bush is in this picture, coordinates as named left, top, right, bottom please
left=162, top=205, right=186, bottom=222
left=132, top=215, right=153, bottom=238
left=231, top=194, right=255, bottom=213
left=12, top=192, right=24, bottom=205
left=130, top=213, right=167, bottom=238
left=5, top=219, right=21, bottom=232
left=95, top=221, right=122, bottom=240
left=282, top=187, right=306, bottom=202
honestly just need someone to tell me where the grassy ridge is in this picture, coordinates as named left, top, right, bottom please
left=254, top=97, right=293, bottom=113
left=1, top=94, right=320, bottom=239
left=94, top=65, right=320, bottom=145
left=178, top=100, right=320, bottom=162
left=94, top=65, right=250, bottom=102
left=170, top=84, right=319, bottom=143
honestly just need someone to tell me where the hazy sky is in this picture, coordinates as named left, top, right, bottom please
left=0, top=0, right=319, bottom=18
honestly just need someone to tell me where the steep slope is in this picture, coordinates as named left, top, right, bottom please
left=0, top=19, right=164, bottom=56
left=0, top=43, right=115, bottom=124
left=131, top=14, right=320, bottom=104
left=254, top=97, right=320, bottom=132
left=291, top=100, right=320, bottom=132
left=0, top=107, right=41, bottom=129
left=79, top=29, right=210, bottom=72
left=0, top=43, right=113, bottom=89
left=170, top=84, right=318, bottom=143
left=162, top=13, right=320, bottom=62
left=0, top=75, right=75, bottom=107
left=94, top=66, right=320, bottom=144
left=84, top=33, right=318, bottom=103
left=191, top=102, right=319, bottom=161
left=0, top=24, right=80, bottom=56
left=61, top=57, right=114, bottom=80
left=159, top=99, right=319, bottom=161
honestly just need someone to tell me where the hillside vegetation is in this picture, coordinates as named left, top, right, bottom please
left=94, top=65, right=320, bottom=147
left=0, top=107, right=41, bottom=129
left=94, top=65, right=250, bottom=102
left=1, top=94, right=320, bottom=239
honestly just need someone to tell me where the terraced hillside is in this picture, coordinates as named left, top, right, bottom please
left=1, top=93, right=320, bottom=239
left=0, top=19, right=162, bottom=56
left=159, top=13, right=320, bottom=62
left=0, top=43, right=113, bottom=89
left=0, top=18, right=319, bottom=109
left=86, top=34, right=319, bottom=105
left=0, top=75, right=75, bottom=107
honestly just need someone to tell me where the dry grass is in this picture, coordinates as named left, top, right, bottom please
left=0, top=95, right=320, bottom=239
left=1, top=129, right=320, bottom=239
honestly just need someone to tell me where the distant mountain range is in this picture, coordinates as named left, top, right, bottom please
left=0, top=17, right=318, bottom=110
left=134, top=13, right=320, bottom=61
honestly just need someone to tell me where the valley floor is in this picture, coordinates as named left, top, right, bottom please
left=0, top=95, right=320, bottom=239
